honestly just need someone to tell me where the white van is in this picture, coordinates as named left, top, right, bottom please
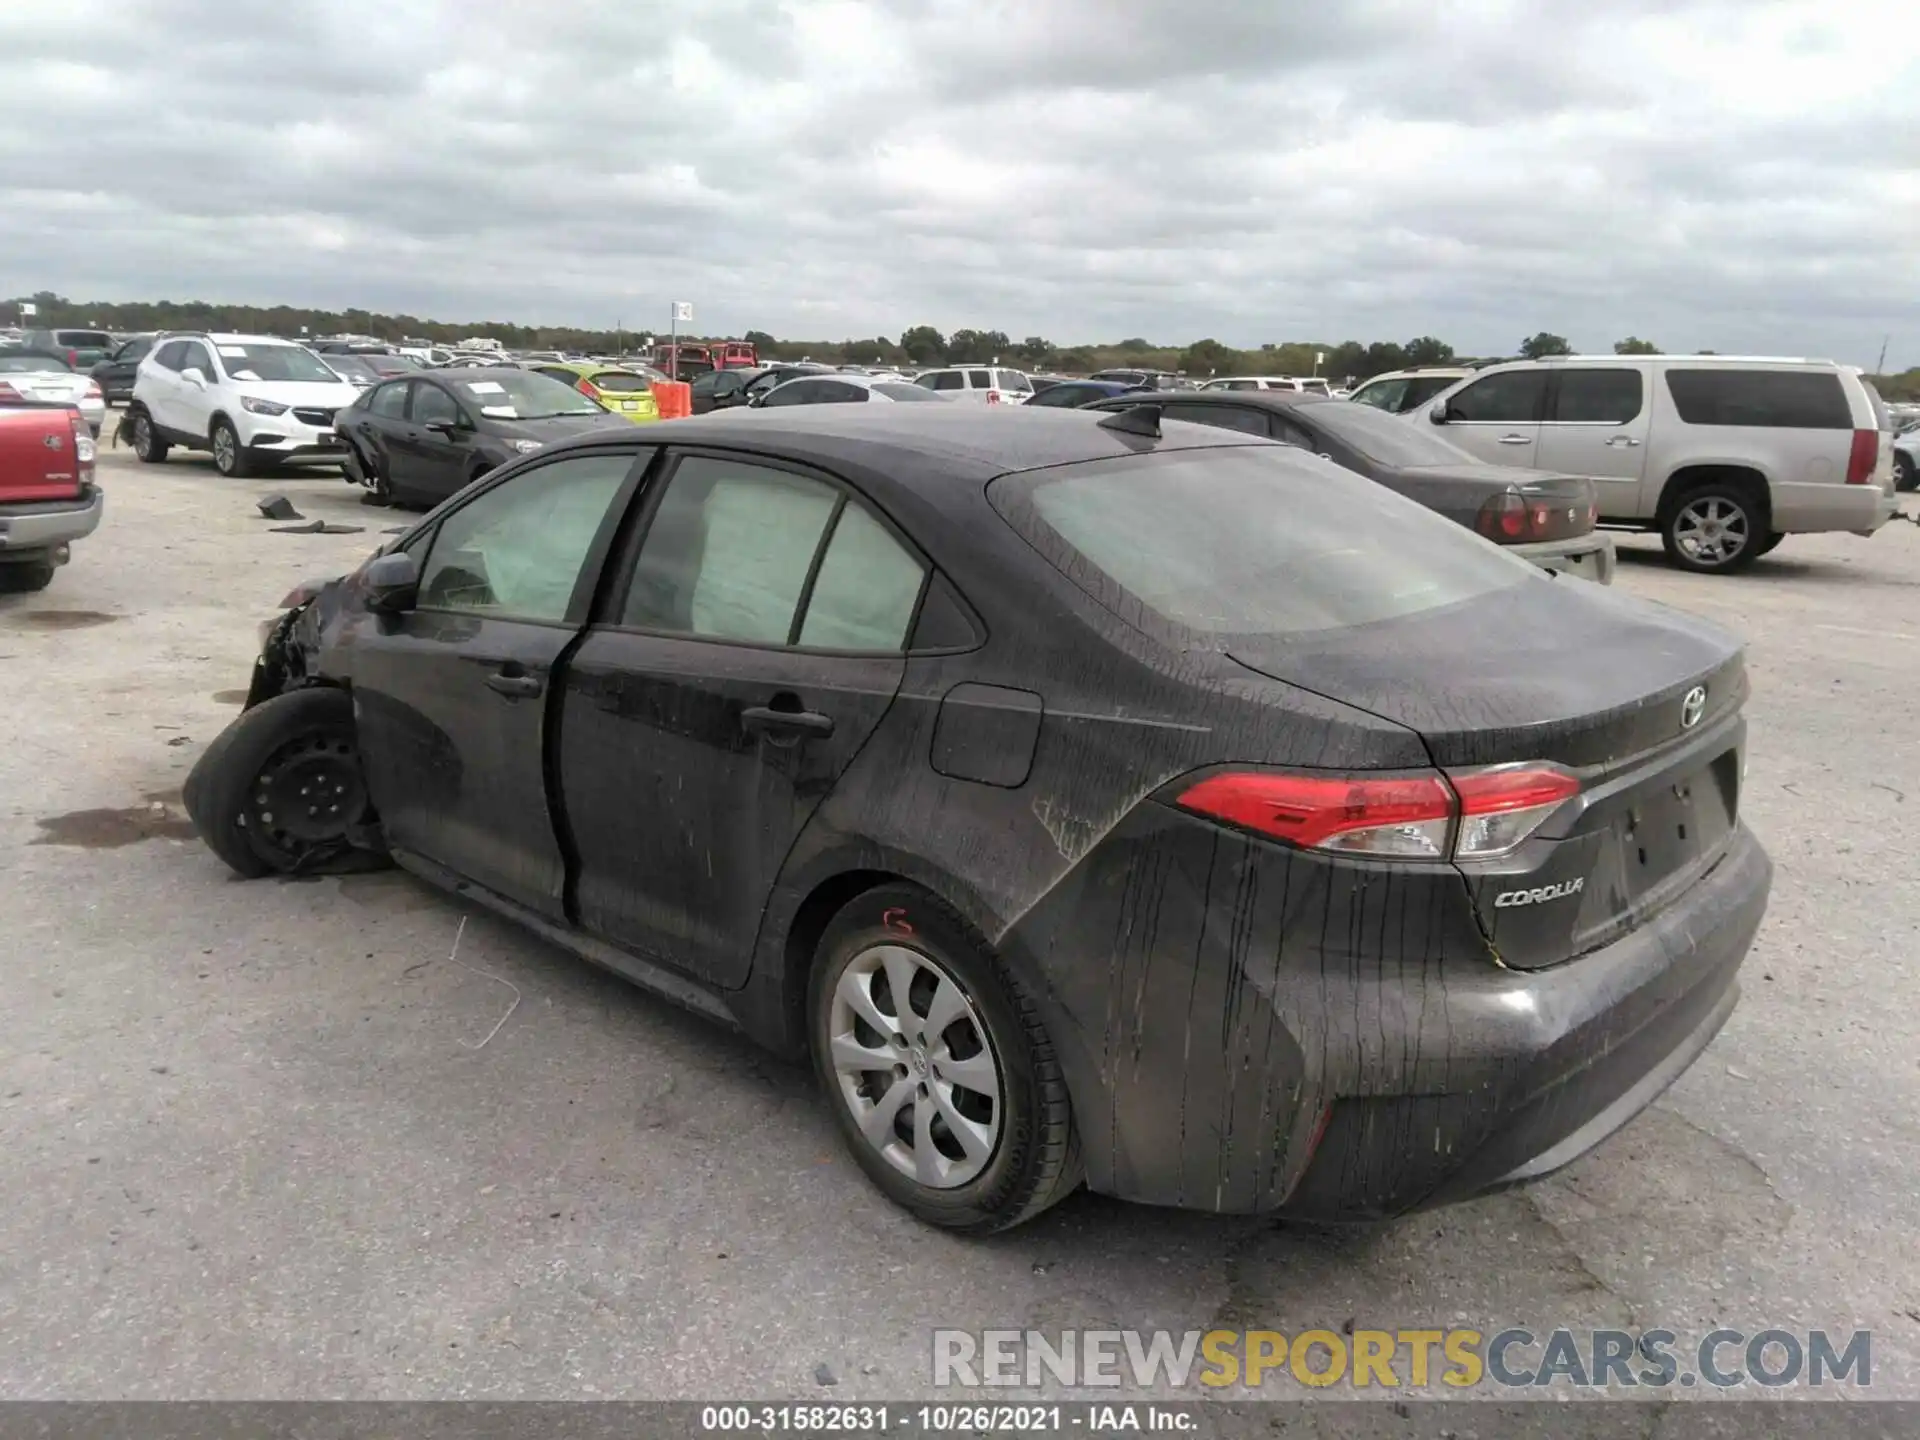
left=1409, top=356, right=1898, bottom=572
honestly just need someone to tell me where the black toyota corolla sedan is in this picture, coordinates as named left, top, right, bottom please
left=336, top=365, right=631, bottom=508
left=184, top=406, right=1770, bottom=1233
left=1088, top=389, right=1618, bottom=582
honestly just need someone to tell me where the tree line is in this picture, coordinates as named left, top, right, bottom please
left=9, top=292, right=1913, bottom=396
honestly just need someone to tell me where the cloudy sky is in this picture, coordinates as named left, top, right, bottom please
left=4, top=0, right=1916, bottom=363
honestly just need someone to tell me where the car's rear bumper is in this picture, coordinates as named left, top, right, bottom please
left=1511, top=532, right=1616, bottom=584
left=1771, top=478, right=1895, bottom=535
left=1005, top=805, right=1770, bottom=1218
left=0, top=485, right=104, bottom=555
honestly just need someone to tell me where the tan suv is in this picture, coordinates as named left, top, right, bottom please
left=1346, top=366, right=1471, bottom=415
left=1407, top=356, right=1898, bottom=572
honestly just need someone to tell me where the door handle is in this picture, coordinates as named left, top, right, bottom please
left=741, top=703, right=835, bottom=739
left=1605, top=436, right=1641, bottom=448
left=485, top=668, right=543, bottom=699
left=1497, top=434, right=1532, bottom=445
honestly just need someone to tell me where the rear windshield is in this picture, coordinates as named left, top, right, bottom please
left=0, top=352, right=73, bottom=373
left=56, top=331, right=112, bottom=347
left=1664, top=368, right=1851, bottom=429
left=1349, top=375, right=1455, bottom=413
left=1303, top=400, right=1480, bottom=468
left=591, top=371, right=652, bottom=393
left=1002, top=446, right=1534, bottom=638
left=1862, top=382, right=1891, bottom=431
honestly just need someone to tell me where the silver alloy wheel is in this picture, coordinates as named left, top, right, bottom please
left=1672, top=496, right=1750, bottom=566
left=133, top=414, right=153, bottom=456
left=213, top=424, right=237, bottom=473
left=828, top=943, right=1002, bottom=1189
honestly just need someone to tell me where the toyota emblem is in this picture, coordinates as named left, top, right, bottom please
left=1679, top=685, right=1707, bottom=730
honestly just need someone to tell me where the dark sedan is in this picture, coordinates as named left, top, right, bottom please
left=91, top=334, right=159, bottom=403
left=1090, top=390, right=1616, bottom=582
left=1023, top=379, right=1142, bottom=409
left=335, top=366, right=630, bottom=508
left=183, top=406, right=1768, bottom=1233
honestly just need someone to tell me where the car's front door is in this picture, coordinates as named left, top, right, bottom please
left=175, top=339, right=220, bottom=440
left=391, top=379, right=478, bottom=504
left=1534, top=366, right=1651, bottom=519
left=1432, top=369, right=1548, bottom=467
left=558, top=451, right=928, bottom=987
left=344, top=448, right=648, bottom=916
left=350, top=379, right=414, bottom=486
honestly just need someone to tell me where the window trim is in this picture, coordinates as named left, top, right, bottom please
left=407, top=442, right=657, bottom=629
left=592, top=444, right=948, bottom=658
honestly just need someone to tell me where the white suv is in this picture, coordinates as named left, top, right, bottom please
left=911, top=366, right=1032, bottom=404
left=128, top=334, right=361, bottom=477
left=1408, top=355, right=1898, bottom=572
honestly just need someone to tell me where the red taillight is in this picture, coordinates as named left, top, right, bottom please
left=67, top=349, right=78, bottom=365
left=986, top=390, right=1002, bottom=404
left=1475, top=490, right=1593, bottom=544
left=85, top=379, right=103, bottom=399
left=1845, top=428, right=1878, bottom=485
left=1177, top=764, right=1580, bottom=862
left=1476, top=490, right=1528, bottom=541
left=577, top=379, right=601, bottom=401
left=0, top=380, right=20, bottom=402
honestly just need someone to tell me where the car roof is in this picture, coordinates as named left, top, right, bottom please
left=1093, top=389, right=1330, bottom=411
left=538, top=402, right=1270, bottom=483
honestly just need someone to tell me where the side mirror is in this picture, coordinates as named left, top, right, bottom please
left=361, top=550, right=420, bottom=613
left=425, top=419, right=462, bottom=436
left=1428, top=400, right=1451, bottom=424
left=181, top=367, right=207, bottom=387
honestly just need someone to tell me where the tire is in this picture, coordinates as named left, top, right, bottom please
left=1756, top=531, right=1785, bottom=557
left=1661, top=483, right=1763, bottom=574
left=183, top=687, right=387, bottom=878
left=130, top=408, right=169, bottom=464
left=0, top=561, right=56, bottom=593
left=1897, top=453, right=1917, bottom=493
left=210, top=417, right=253, bottom=478
left=808, top=883, right=1082, bottom=1234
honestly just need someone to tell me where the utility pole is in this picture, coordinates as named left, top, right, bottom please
left=1875, top=335, right=1889, bottom=374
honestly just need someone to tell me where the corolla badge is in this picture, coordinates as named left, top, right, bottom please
left=1680, top=685, right=1708, bottom=730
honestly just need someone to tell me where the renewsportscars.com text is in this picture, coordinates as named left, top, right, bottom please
left=932, top=1327, right=1871, bottom=1391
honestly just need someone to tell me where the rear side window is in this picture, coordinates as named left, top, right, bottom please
left=1550, top=369, right=1643, bottom=423
left=1664, top=369, right=1851, bottom=429
left=58, top=331, right=112, bottom=348
left=966, top=370, right=994, bottom=389
left=797, top=503, right=927, bottom=649
left=929, top=371, right=965, bottom=392
left=152, top=341, right=189, bottom=371
left=1000, top=447, right=1532, bottom=638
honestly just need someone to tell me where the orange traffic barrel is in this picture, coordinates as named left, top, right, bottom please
left=652, top=380, right=692, bottom=419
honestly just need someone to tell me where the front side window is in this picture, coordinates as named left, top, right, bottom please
left=417, top=452, right=638, bottom=621
left=621, top=458, right=839, bottom=643
left=367, top=381, right=410, bottom=419
left=1026, top=384, right=1084, bottom=408
left=999, top=446, right=1533, bottom=639
left=182, top=343, right=216, bottom=378
left=996, top=371, right=1032, bottom=393
left=411, top=383, right=463, bottom=427
left=1446, top=370, right=1547, bottom=423
left=117, top=338, right=153, bottom=362
left=1550, top=369, right=1644, bottom=424
left=966, top=370, right=994, bottom=389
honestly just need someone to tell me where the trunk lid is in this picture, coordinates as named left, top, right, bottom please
left=1228, top=582, right=1749, bottom=968
left=0, top=405, right=85, bottom=502
left=1385, top=464, right=1596, bottom=541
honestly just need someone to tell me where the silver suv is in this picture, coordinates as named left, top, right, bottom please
left=1408, top=356, right=1898, bottom=572
left=1347, top=366, right=1471, bottom=414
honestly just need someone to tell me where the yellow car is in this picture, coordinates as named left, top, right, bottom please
left=528, top=361, right=662, bottom=424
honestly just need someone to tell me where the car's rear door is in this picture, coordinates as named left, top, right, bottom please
left=1432, top=369, right=1547, bottom=466
left=557, top=450, right=927, bottom=988
left=1534, top=366, right=1651, bottom=519
left=344, top=446, right=649, bottom=917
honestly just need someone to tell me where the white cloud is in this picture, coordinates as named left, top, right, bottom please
left=0, top=0, right=1915, bottom=364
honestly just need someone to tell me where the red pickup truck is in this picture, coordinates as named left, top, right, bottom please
left=0, top=402, right=103, bottom=592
